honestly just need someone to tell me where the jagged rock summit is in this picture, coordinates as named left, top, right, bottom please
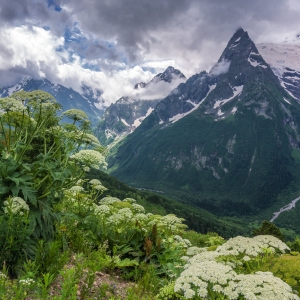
left=134, top=66, right=186, bottom=89
left=108, top=28, right=300, bottom=219
left=96, top=66, right=186, bottom=146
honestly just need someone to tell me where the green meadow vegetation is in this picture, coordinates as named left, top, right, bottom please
left=1, top=91, right=300, bottom=299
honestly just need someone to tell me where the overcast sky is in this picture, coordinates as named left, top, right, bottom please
left=0, top=0, right=299, bottom=106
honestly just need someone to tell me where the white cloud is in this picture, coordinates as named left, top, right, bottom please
left=209, top=59, right=231, bottom=76
left=130, top=77, right=186, bottom=100
left=0, top=25, right=160, bottom=106
left=140, top=60, right=176, bottom=71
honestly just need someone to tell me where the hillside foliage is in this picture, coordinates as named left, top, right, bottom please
left=0, top=91, right=300, bottom=299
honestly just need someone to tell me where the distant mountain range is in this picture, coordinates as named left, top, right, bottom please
left=0, top=77, right=104, bottom=126
left=95, top=66, right=186, bottom=146
left=107, top=28, right=300, bottom=224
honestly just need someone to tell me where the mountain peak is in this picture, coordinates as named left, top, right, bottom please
left=150, top=66, right=186, bottom=84
left=134, top=66, right=186, bottom=89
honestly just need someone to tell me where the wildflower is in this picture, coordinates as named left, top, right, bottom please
left=118, top=208, right=133, bottom=219
left=82, top=133, right=100, bottom=145
left=186, top=246, right=207, bottom=256
left=19, top=278, right=35, bottom=286
left=242, top=255, right=251, bottom=262
left=0, top=97, right=26, bottom=112
left=13, top=90, right=55, bottom=104
left=107, top=214, right=123, bottom=225
left=174, top=235, right=192, bottom=248
left=175, top=260, right=236, bottom=299
left=180, top=256, right=190, bottom=262
left=216, top=235, right=290, bottom=257
left=70, top=149, right=107, bottom=169
left=76, top=179, right=84, bottom=185
left=94, top=204, right=110, bottom=216
left=123, top=198, right=136, bottom=204
left=93, top=184, right=107, bottom=192
left=89, top=179, right=102, bottom=186
left=229, top=272, right=300, bottom=300
left=63, top=109, right=89, bottom=122
left=99, top=197, right=121, bottom=205
left=3, top=197, right=29, bottom=214
left=69, top=186, right=85, bottom=193
left=131, top=203, right=145, bottom=213
left=132, top=213, right=148, bottom=222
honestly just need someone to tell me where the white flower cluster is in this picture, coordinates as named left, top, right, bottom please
left=185, top=250, right=221, bottom=265
left=132, top=213, right=148, bottom=222
left=174, top=235, right=298, bottom=300
left=175, top=260, right=236, bottom=299
left=131, top=203, right=145, bottom=213
left=224, top=271, right=300, bottom=300
left=253, top=235, right=290, bottom=252
left=89, top=179, right=102, bottom=186
left=107, top=213, right=125, bottom=225
left=89, top=179, right=107, bottom=192
left=186, top=246, right=207, bottom=256
left=82, top=133, right=100, bottom=145
left=68, top=186, right=85, bottom=193
left=93, top=204, right=110, bottom=216
left=0, top=272, right=7, bottom=279
left=93, top=184, right=107, bottom=192
left=118, top=208, right=133, bottom=219
left=174, top=235, right=192, bottom=248
left=123, top=198, right=136, bottom=204
left=70, top=149, right=107, bottom=169
left=99, top=197, right=121, bottom=205
left=157, top=214, right=187, bottom=232
left=0, top=97, right=25, bottom=112
left=216, top=235, right=290, bottom=257
left=19, top=278, right=35, bottom=286
left=3, top=197, right=29, bottom=215
left=63, top=109, right=88, bottom=122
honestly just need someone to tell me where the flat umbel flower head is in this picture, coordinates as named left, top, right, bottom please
left=0, top=97, right=26, bottom=112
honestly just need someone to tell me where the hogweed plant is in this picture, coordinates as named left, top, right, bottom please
left=0, top=90, right=106, bottom=273
left=173, top=235, right=299, bottom=299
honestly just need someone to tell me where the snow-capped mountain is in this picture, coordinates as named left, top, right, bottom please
left=96, top=66, right=186, bottom=146
left=0, top=77, right=104, bottom=126
left=108, top=28, right=300, bottom=222
left=258, top=35, right=300, bottom=100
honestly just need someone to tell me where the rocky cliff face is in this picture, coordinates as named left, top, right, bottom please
left=108, top=28, right=300, bottom=217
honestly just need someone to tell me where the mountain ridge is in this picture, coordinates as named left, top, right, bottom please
left=107, top=28, right=300, bottom=221
left=0, top=77, right=104, bottom=126
left=95, top=66, right=186, bottom=146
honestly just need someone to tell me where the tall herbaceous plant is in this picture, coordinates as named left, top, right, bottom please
left=0, top=90, right=106, bottom=274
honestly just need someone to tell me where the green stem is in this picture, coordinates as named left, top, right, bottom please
left=0, top=117, right=8, bottom=151
left=207, top=286, right=215, bottom=300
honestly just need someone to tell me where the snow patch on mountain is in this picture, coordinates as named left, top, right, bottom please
left=258, top=43, right=300, bottom=75
left=214, top=85, right=243, bottom=109
left=257, top=42, right=300, bottom=100
left=168, top=84, right=217, bottom=123
left=121, top=118, right=130, bottom=126
left=132, top=107, right=154, bottom=129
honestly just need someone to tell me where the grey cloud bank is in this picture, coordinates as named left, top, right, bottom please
left=0, top=0, right=299, bottom=105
